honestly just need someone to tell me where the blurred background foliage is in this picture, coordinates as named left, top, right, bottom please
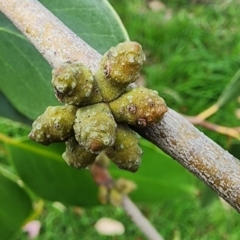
left=109, top=0, right=240, bottom=148
left=0, top=0, right=240, bottom=239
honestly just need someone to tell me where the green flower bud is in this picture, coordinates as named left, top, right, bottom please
left=62, top=137, right=97, bottom=168
left=100, top=178, right=136, bottom=206
left=52, top=63, right=102, bottom=106
left=95, top=41, right=145, bottom=102
left=114, top=178, right=137, bottom=195
left=99, top=178, right=136, bottom=206
left=109, top=87, right=167, bottom=127
left=74, top=103, right=117, bottom=154
left=28, top=105, right=77, bottom=145
left=105, top=124, right=142, bottom=172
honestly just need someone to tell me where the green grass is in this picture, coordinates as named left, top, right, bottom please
left=15, top=197, right=240, bottom=240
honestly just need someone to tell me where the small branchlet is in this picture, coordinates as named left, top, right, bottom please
left=99, top=177, right=137, bottom=206
left=29, top=41, right=168, bottom=172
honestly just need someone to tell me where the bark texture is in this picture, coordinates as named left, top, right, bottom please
left=1, top=0, right=240, bottom=212
left=134, top=109, right=240, bottom=211
left=0, top=0, right=101, bottom=70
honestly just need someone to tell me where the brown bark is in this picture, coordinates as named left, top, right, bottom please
left=134, top=109, right=240, bottom=211
left=1, top=0, right=240, bottom=212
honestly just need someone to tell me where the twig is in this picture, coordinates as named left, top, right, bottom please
left=90, top=161, right=165, bottom=240
left=185, top=115, right=240, bottom=140
left=196, top=104, right=219, bottom=121
left=122, top=196, right=164, bottom=240
left=1, top=0, right=240, bottom=213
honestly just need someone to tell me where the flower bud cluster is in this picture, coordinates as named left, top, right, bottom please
left=29, top=41, right=167, bottom=172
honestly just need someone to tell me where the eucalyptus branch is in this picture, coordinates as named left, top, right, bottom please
left=1, top=0, right=240, bottom=213
left=0, top=0, right=101, bottom=71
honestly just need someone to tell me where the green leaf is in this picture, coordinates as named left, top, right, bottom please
left=39, top=0, right=129, bottom=55
left=110, top=139, right=197, bottom=202
left=0, top=0, right=128, bottom=120
left=5, top=139, right=99, bottom=207
left=0, top=14, right=57, bottom=120
left=0, top=172, right=32, bottom=240
left=0, top=92, right=31, bottom=125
